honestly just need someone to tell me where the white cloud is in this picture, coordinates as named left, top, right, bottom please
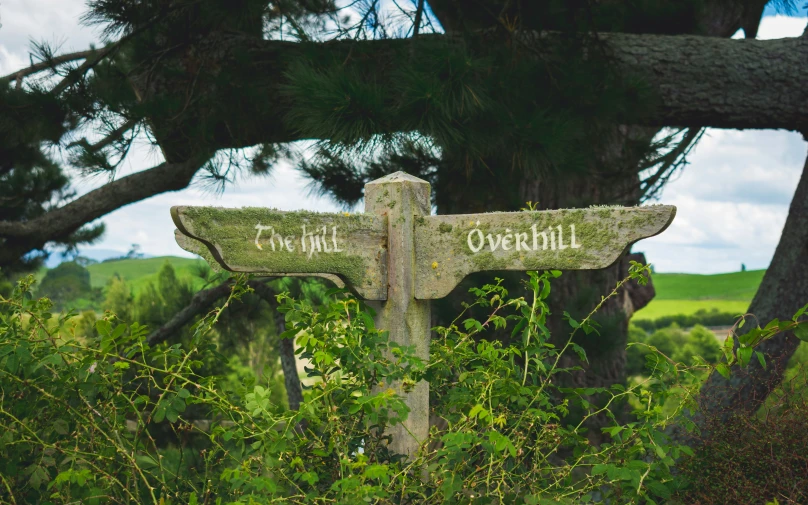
left=0, top=0, right=99, bottom=74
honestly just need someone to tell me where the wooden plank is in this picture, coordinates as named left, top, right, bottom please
left=414, top=206, right=676, bottom=299
left=171, top=207, right=387, bottom=300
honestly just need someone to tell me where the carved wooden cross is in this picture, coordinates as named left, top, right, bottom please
left=171, top=172, right=675, bottom=457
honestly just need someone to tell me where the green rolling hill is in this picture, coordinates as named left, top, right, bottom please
left=633, top=269, right=765, bottom=320
left=85, top=256, right=208, bottom=295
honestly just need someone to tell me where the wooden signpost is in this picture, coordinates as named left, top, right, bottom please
left=172, top=172, right=676, bottom=457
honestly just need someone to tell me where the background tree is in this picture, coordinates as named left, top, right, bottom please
left=103, top=275, right=134, bottom=322
left=36, top=261, right=94, bottom=309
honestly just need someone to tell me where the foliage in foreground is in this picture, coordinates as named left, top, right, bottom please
left=1, top=266, right=806, bottom=504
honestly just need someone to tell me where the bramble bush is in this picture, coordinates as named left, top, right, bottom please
left=1, top=265, right=807, bottom=504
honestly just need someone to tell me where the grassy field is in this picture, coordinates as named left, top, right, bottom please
left=633, top=300, right=750, bottom=320
left=650, top=269, right=766, bottom=301
left=86, top=256, right=207, bottom=295
left=634, top=269, right=764, bottom=320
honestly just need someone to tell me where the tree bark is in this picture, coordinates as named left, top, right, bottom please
left=693, top=145, right=808, bottom=429
left=275, top=312, right=304, bottom=412
left=249, top=281, right=305, bottom=412
left=146, top=278, right=234, bottom=345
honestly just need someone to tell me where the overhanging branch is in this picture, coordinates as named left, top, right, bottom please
left=0, top=158, right=203, bottom=246
left=146, top=30, right=808, bottom=155
left=0, top=46, right=112, bottom=83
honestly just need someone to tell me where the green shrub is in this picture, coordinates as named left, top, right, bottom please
left=646, top=324, right=688, bottom=359
left=625, top=324, right=648, bottom=376
left=627, top=324, right=724, bottom=376
left=674, top=324, right=722, bottom=366
left=1, top=266, right=805, bottom=504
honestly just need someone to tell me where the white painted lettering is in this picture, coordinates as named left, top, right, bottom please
left=254, top=223, right=272, bottom=251
left=556, top=225, right=569, bottom=250
left=332, top=225, right=343, bottom=252
left=531, top=224, right=549, bottom=251
left=502, top=229, right=513, bottom=250
left=487, top=233, right=502, bottom=251
left=515, top=232, right=529, bottom=251
left=321, top=226, right=331, bottom=252
left=467, top=222, right=485, bottom=253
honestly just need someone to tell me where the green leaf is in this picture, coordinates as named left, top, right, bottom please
left=52, top=419, right=69, bottom=435
left=722, top=335, right=734, bottom=362
left=738, top=346, right=753, bottom=368
left=755, top=351, right=767, bottom=370
left=715, top=363, right=731, bottom=379
left=153, top=407, right=166, bottom=423
left=591, top=464, right=610, bottom=476
left=95, top=319, right=112, bottom=336
left=135, top=455, right=158, bottom=469
left=763, top=318, right=780, bottom=332
left=178, top=388, right=191, bottom=399
left=468, top=404, right=485, bottom=419
left=646, top=480, right=672, bottom=499
left=510, top=318, right=527, bottom=339
left=793, top=302, right=808, bottom=322
left=165, top=408, right=179, bottom=423
left=111, top=323, right=127, bottom=339
left=794, top=323, right=808, bottom=342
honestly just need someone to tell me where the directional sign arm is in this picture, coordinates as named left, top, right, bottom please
left=414, top=205, right=676, bottom=299
left=174, top=229, right=347, bottom=288
left=172, top=206, right=387, bottom=300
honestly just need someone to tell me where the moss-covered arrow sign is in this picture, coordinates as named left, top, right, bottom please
left=414, top=206, right=675, bottom=299
left=171, top=207, right=386, bottom=299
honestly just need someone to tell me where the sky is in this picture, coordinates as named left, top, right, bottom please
left=1, top=1, right=807, bottom=274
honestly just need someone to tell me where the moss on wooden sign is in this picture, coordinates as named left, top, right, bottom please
left=413, top=206, right=676, bottom=299
left=171, top=207, right=386, bottom=299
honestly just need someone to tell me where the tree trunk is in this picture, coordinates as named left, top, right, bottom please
left=274, top=310, right=304, bottom=412
left=693, top=144, right=808, bottom=430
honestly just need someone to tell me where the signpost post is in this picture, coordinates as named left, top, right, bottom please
left=172, top=171, right=675, bottom=458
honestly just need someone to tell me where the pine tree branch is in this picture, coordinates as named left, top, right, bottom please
left=67, top=118, right=140, bottom=153
left=412, top=0, right=425, bottom=37
left=0, top=46, right=113, bottom=83
left=0, top=158, right=204, bottom=264
left=50, top=45, right=120, bottom=96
